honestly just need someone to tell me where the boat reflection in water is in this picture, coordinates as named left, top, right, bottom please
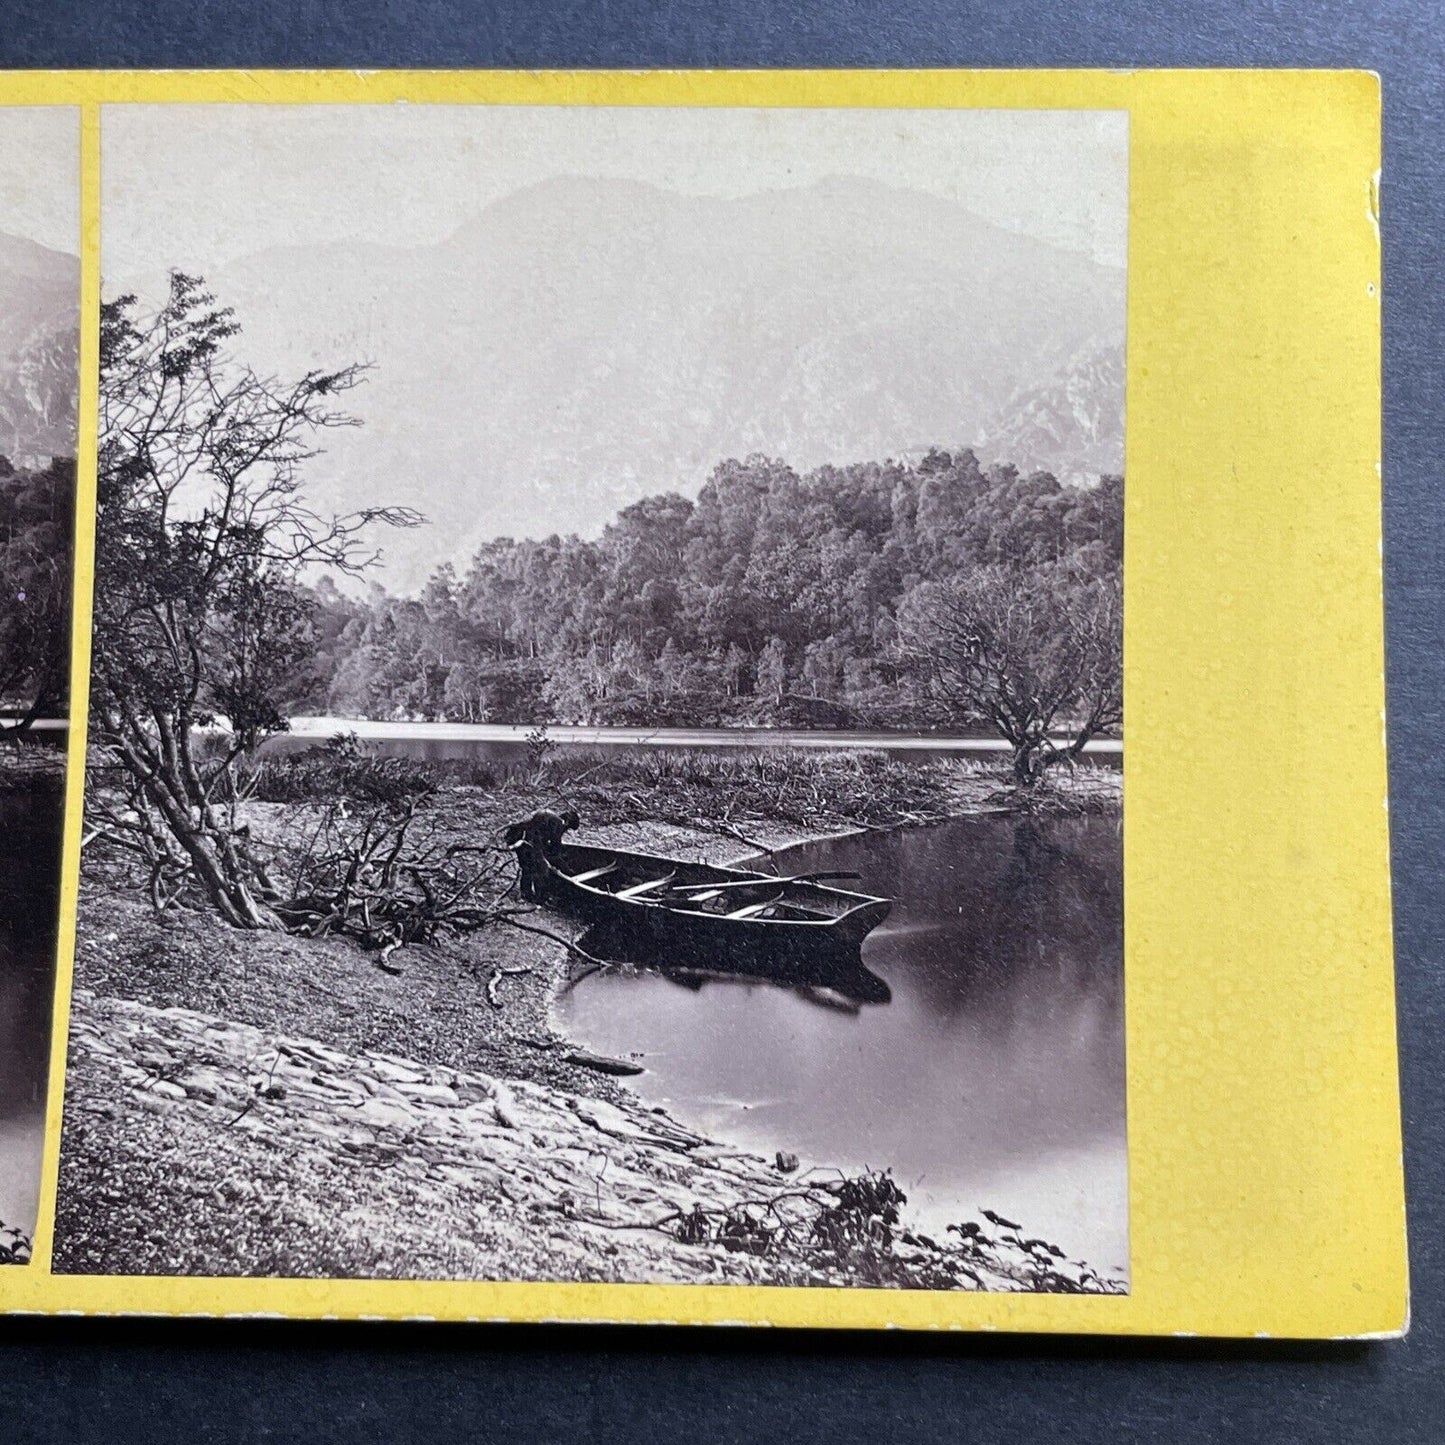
left=571, top=919, right=893, bottom=1007
left=557, top=810, right=1128, bottom=1274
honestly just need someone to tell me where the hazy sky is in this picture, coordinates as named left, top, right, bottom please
left=102, top=104, right=1128, bottom=283
left=0, top=107, right=79, bottom=253
left=98, top=104, right=1127, bottom=590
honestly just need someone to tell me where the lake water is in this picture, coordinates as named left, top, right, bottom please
left=0, top=786, right=64, bottom=1241
left=271, top=717, right=1122, bottom=769
left=264, top=719, right=1127, bottom=1270
left=556, top=812, right=1128, bottom=1275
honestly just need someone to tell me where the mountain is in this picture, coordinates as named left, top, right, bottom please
left=205, top=177, right=1124, bottom=590
left=975, top=341, right=1125, bottom=484
left=0, top=233, right=78, bottom=468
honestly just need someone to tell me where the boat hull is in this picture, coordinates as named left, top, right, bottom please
left=536, top=842, right=892, bottom=997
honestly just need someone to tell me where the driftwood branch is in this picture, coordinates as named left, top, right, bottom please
left=492, top=913, right=613, bottom=969
left=485, top=963, right=532, bottom=1008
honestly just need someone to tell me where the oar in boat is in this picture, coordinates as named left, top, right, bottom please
left=669, top=870, right=863, bottom=897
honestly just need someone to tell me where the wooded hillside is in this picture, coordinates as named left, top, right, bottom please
left=0, top=453, right=73, bottom=733
left=309, top=451, right=1123, bottom=732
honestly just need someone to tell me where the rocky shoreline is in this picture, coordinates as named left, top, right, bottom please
left=55, top=760, right=1125, bottom=1291
left=57, top=988, right=814, bottom=1283
left=55, top=989, right=1116, bottom=1291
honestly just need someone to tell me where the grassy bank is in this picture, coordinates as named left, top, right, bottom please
left=254, top=741, right=1119, bottom=842
left=57, top=745, right=1123, bottom=1289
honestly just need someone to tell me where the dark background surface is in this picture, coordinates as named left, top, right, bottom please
left=0, top=2, right=1440, bottom=1440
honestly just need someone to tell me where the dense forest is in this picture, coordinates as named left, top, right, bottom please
left=302, top=452, right=1123, bottom=733
left=0, top=453, right=73, bottom=735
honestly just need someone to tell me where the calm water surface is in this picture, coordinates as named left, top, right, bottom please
left=0, top=785, right=63, bottom=1239
left=267, top=721, right=1126, bottom=1270
left=556, top=813, right=1128, bottom=1274
left=271, top=717, right=1121, bottom=769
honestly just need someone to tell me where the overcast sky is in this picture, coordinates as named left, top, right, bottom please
left=0, top=107, right=79, bottom=254
left=94, top=104, right=1129, bottom=590
left=102, top=104, right=1128, bottom=284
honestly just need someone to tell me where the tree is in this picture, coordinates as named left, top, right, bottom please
left=757, top=636, right=788, bottom=701
left=542, top=647, right=602, bottom=724
left=442, top=657, right=487, bottom=722
left=87, top=272, right=419, bottom=927
left=311, top=439, right=1124, bottom=733
left=897, top=564, right=1121, bottom=784
left=0, top=456, right=74, bottom=737
left=722, top=642, right=748, bottom=698
left=654, top=637, right=692, bottom=700
left=802, top=637, right=845, bottom=700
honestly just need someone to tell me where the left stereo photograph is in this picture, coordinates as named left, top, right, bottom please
left=0, top=106, right=80, bottom=1267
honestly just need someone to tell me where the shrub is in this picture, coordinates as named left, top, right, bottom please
left=252, top=746, right=442, bottom=808
left=0, top=1222, right=32, bottom=1265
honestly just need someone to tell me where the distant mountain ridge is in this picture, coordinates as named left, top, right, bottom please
left=0, top=233, right=78, bottom=468
left=976, top=341, right=1125, bottom=483
left=192, top=176, right=1123, bottom=589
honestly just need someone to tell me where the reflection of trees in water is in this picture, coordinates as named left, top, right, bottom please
left=1000, top=818, right=1067, bottom=895
left=843, top=815, right=1124, bottom=1033
left=0, top=791, right=62, bottom=1121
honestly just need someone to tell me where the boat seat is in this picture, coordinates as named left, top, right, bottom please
left=615, top=876, right=674, bottom=900
left=725, top=901, right=775, bottom=920
left=568, top=864, right=617, bottom=885
left=685, top=888, right=724, bottom=904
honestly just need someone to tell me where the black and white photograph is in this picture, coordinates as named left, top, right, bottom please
left=54, top=103, right=1127, bottom=1292
left=0, top=105, right=79, bottom=1267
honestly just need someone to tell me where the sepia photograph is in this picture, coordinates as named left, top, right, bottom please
left=0, top=105, right=79, bottom=1267
left=54, top=103, right=1127, bottom=1292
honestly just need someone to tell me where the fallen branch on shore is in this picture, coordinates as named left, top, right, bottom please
left=484, top=964, right=532, bottom=1008
left=564, top=1050, right=645, bottom=1077
left=678, top=816, right=777, bottom=857
left=493, top=913, right=613, bottom=969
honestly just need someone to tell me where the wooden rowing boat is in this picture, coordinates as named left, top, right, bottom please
left=536, top=841, right=892, bottom=994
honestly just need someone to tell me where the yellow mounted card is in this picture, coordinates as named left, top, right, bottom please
left=0, top=68, right=1403, bottom=1338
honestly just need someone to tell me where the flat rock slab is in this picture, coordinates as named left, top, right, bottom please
left=52, top=990, right=1104, bottom=1293
left=51, top=990, right=815, bottom=1283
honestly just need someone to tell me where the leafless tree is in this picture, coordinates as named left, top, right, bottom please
left=87, top=272, right=420, bottom=927
left=896, top=563, right=1121, bottom=785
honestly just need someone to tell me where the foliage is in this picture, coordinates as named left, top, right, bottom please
left=250, top=744, right=441, bottom=808
left=524, top=722, right=554, bottom=779
left=310, top=454, right=1123, bottom=737
left=85, top=271, right=419, bottom=928
left=810, top=1169, right=907, bottom=1259
left=0, top=454, right=74, bottom=735
left=528, top=745, right=988, bottom=834
left=662, top=1170, right=1122, bottom=1293
left=669, top=1169, right=904, bottom=1263
left=0, top=1221, right=33, bottom=1265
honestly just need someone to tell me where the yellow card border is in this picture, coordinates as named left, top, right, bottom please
left=0, top=68, right=1404, bottom=1338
